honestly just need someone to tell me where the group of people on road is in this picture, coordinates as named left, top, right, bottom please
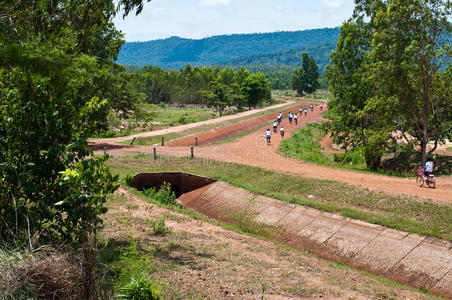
left=266, top=105, right=318, bottom=145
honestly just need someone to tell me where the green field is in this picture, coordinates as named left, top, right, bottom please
left=108, top=155, right=452, bottom=242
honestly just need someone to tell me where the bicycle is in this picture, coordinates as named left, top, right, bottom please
left=416, top=167, right=436, bottom=188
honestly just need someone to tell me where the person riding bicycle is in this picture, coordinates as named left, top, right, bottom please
left=273, top=121, right=278, bottom=133
left=277, top=112, right=282, bottom=124
left=265, top=128, right=272, bottom=145
left=424, top=158, right=434, bottom=177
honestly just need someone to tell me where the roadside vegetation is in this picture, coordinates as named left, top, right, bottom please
left=281, top=123, right=451, bottom=176
left=109, top=155, right=452, bottom=243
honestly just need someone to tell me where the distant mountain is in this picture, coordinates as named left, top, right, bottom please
left=221, top=42, right=336, bottom=71
left=116, top=28, right=340, bottom=69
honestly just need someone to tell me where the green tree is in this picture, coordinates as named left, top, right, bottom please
left=240, top=74, right=271, bottom=109
left=327, top=0, right=451, bottom=170
left=292, top=52, right=320, bottom=96
left=363, top=0, right=451, bottom=166
left=0, top=0, right=151, bottom=246
left=200, top=81, right=232, bottom=117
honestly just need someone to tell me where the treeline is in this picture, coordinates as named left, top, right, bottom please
left=130, top=65, right=271, bottom=115
left=243, top=65, right=329, bottom=91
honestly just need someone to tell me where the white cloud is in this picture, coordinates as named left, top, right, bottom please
left=199, top=0, right=231, bottom=8
left=320, top=0, right=344, bottom=9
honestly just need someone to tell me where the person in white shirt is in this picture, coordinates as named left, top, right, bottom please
left=304, top=109, right=307, bottom=116
left=265, top=128, right=272, bottom=145
left=280, top=127, right=285, bottom=138
left=288, top=112, right=293, bottom=124
left=320, top=104, right=323, bottom=111
left=424, top=159, right=434, bottom=177
left=277, top=112, right=282, bottom=124
left=294, top=113, right=298, bottom=125
left=299, top=108, right=303, bottom=116
left=273, top=121, right=278, bottom=132
left=310, top=104, right=314, bottom=112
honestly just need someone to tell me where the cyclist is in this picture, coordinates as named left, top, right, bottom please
left=273, top=120, right=278, bottom=133
left=294, top=113, right=298, bottom=125
left=280, top=126, right=285, bottom=138
left=424, top=157, right=434, bottom=177
left=265, top=128, right=272, bottom=145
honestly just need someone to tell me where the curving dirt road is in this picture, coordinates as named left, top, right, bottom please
left=91, top=103, right=452, bottom=203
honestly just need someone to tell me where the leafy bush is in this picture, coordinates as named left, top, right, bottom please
left=159, top=102, right=166, bottom=108
left=333, top=151, right=364, bottom=165
left=119, top=277, right=161, bottom=300
left=148, top=217, right=172, bottom=236
left=142, top=183, right=176, bottom=206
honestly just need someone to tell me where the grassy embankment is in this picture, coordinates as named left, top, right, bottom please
left=108, top=155, right=452, bottom=243
left=99, top=155, right=446, bottom=299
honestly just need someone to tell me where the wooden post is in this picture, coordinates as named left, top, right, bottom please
left=195, top=137, right=198, bottom=146
left=153, top=147, right=157, bottom=160
left=130, top=137, right=136, bottom=145
left=191, top=146, right=194, bottom=158
left=161, top=137, right=164, bottom=146
left=103, top=147, right=107, bottom=155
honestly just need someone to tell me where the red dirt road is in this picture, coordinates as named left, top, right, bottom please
left=91, top=104, right=452, bottom=203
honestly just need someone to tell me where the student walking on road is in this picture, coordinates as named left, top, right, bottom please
left=265, top=128, right=272, bottom=145
left=304, top=109, right=307, bottom=116
left=294, top=113, right=298, bottom=125
left=273, top=121, right=278, bottom=133
left=288, top=112, right=293, bottom=124
left=280, top=126, right=285, bottom=138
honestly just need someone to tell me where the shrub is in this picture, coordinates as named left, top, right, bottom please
left=148, top=217, right=172, bottom=236
left=159, top=102, right=166, bottom=108
left=142, top=182, right=176, bottom=206
left=119, top=277, right=161, bottom=300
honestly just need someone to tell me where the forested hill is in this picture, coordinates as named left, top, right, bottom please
left=117, top=27, right=340, bottom=69
left=222, top=42, right=336, bottom=71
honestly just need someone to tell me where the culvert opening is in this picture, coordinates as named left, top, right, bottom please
left=129, top=172, right=216, bottom=198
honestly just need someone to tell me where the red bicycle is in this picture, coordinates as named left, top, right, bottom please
left=416, top=168, right=435, bottom=188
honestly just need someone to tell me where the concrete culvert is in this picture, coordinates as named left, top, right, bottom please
left=129, top=172, right=216, bottom=198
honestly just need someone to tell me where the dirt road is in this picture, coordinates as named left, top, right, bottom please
left=91, top=104, right=452, bottom=203
left=91, top=101, right=294, bottom=144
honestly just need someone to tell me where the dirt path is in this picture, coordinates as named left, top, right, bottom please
left=91, top=105, right=452, bottom=203
left=90, top=101, right=295, bottom=144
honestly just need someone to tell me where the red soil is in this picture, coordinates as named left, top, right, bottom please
left=90, top=103, right=452, bottom=203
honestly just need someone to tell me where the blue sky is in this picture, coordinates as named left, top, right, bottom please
left=114, top=0, right=356, bottom=41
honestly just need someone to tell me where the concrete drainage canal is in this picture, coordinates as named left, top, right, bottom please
left=129, top=172, right=452, bottom=298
